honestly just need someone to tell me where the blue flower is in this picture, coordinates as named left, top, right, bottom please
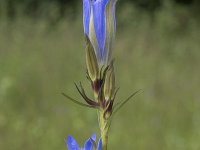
left=66, top=134, right=102, bottom=150
left=83, top=0, right=117, bottom=66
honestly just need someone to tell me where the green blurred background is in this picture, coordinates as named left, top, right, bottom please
left=0, top=0, right=200, bottom=149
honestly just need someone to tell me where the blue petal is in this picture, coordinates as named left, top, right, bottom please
left=66, top=136, right=80, bottom=150
left=83, top=0, right=91, bottom=36
left=112, top=0, right=117, bottom=33
left=103, top=0, right=117, bottom=64
left=83, top=138, right=93, bottom=150
left=83, top=133, right=97, bottom=150
left=97, top=139, right=102, bottom=150
left=92, top=0, right=109, bottom=60
left=91, top=133, right=96, bottom=142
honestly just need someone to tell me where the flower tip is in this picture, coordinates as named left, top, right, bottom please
left=66, top=135, right=79, bottom=150
left=91, top=133, right=96, bottom=141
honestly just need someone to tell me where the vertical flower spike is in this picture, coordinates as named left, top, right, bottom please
left=81, top=1, right=118, bottom=150
left=65, top=1, right=140, bottom=150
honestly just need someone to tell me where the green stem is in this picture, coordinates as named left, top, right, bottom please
left=102, top=131, right=108, bottom=150
left=99, top=110, right=108, bottom=150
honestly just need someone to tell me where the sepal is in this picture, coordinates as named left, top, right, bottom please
left=85, top=35, right=99, bottom=82
left=103, top=61, right=115, bottom=101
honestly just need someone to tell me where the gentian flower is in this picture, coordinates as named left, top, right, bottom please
left=66, top=134, right=102, bottom=150
left=83, top=0, right=117, bottom=66
left=62, top=0, right=118, bottom=122
left=63, top=0, right=118, bottom=121
left=63, top=1, right=139, bottom=149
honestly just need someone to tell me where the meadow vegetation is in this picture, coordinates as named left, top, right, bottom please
left=0, top=2, right=200, bottom=150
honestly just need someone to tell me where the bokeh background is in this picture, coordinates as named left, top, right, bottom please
left=0, top=0, right=200, bottom=149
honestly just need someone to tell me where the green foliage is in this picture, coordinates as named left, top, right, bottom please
left=1, top=3, right=200, bottom=150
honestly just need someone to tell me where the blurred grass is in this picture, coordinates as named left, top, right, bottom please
left=1, top=3, right=200, bottom=150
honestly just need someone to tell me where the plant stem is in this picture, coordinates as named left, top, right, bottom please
left=102, top=131, right=108, bottom=150
left=99, top=109, right=108, bottom=150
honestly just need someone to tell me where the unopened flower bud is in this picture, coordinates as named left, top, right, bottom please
left=83, top=0, right=117, bottom=66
